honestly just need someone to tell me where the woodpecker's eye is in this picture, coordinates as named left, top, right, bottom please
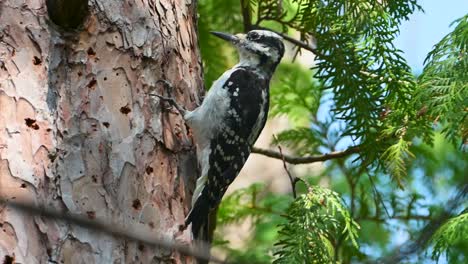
left=248, top=32, right=260, bottom=40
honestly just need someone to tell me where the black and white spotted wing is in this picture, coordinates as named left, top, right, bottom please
left=203, top=67, right=269, bottom=206
left=185, top=68, right=270, bottom=238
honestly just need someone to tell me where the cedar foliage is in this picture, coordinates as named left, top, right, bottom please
left=198, top=1, right=467, bottom=263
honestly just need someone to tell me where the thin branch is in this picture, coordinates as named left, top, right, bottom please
left=366, top=169, right=391, bottom=218
left=255, top=26, right=323, bottom=57
left=375, top=184, right=468, bottom=264
left=251, top=146, right=360, bottom=165
left=0, top=198, right=228, bottom=264
left=240, top=0, right=252, bottom=32
left=281, top=32, right=323, bottom=55
left=291, top=45, right=301, bottom=63
left=273, top=135, right=298, bottom=198
left=357, top=214, right=432, bottom=222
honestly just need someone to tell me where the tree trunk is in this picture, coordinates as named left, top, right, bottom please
left=0, top=0, right=203, bottom=263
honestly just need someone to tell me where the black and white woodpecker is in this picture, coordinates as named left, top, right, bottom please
left=157, top=30, right=284, bottom=239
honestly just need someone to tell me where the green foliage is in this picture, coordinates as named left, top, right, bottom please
left=198, top=0, right=243, bottom=87
left=377, top=14, right=468, bottom=185
left=301, top=0, right=419, bottom=181
left=274, top=127, right=319, bottom=155
left=381, top=138, right=415, bottom=188
left=253, top=0, right=430, bottom=183
left=273, top=186, right=359, bottom=263
left=216, top=183, right=291, bottom=225
left=254, top=0, right=421, bottom=166
left=214, top=184, right=292, bottom=263
left=430, top=212, right=468, bottom=263
left=296, top=0, right=418, bottom=141
left=418, top=14, right=468, bottom=144
left=197, top=0, right=467, bottom=263
left=410, top=133, right=468, bottom=186
left=270, top=63, right=322, bottom=126
left=215, top=183, right=359, bottom=263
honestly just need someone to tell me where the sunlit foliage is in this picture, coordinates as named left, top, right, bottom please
left=197, top=1, right=467, bottom=263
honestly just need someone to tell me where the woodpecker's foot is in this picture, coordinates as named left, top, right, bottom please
left=149, top=93, right=185, bottom=115
left=147, top=80, right=186, bottom=116
left=178, top=223, right=188, bottom=232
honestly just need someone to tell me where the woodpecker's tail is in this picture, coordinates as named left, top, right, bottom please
left=185, top=194, right=210, bottom=240
left=185, top=194, right=218, bottom=264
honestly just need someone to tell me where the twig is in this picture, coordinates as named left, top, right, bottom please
left=146, top=80, right=187, bottom=115
left=357, top=214, right=432, bottom=222
left=147, top=93, right=186, bottom=116
left=273, top=135, right=298, bottom=198
left=291, top=45, right=301, bottom=63
left=366, top=169, right=391, bottom=218
left=251, top=146, right=360, bottom=165
left=240, top=0, right=252, bottom=32
left=375, top=184, right=468, bottom=263
left=0, top=198, right=228, bottom=264
left=254, top=26, right=324, bottom=57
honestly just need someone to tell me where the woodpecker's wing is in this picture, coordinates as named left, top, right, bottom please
left=204, top=67, right=269, bottom=202
left=185, top=68, right=269, bottom=238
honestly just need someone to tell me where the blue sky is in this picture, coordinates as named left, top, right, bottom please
left=394, top=0, right=468, bottom=73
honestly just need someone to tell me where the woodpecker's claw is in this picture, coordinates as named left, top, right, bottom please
left=148, top=93, right=186, bottom=116
left=155, top=79, right=173, bottom=90
left=147, top=80, right=186, bottom=115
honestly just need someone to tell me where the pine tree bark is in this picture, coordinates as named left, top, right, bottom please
left=0, top=0, right=203, bottom=263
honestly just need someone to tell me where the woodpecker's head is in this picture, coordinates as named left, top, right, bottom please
left=211, top=30, right=285, bottom=74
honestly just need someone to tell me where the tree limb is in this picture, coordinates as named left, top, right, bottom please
left=251, top=146, right=360, bottom=164
left=0, top=198, right=228, bottom=264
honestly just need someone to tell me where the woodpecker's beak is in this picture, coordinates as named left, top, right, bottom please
left=210, top=31, right=240, bottom=44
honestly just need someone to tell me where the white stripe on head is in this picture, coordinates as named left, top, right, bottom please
left=248, top=30, right=282, bottom=40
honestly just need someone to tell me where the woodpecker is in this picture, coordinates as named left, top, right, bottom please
left=156, top=30, right=284, bottom=239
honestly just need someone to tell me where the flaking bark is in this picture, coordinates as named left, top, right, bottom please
left=0, top=0, right=203, bottom=263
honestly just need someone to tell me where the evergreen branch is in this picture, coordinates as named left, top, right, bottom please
left=278, top=31, right=322, bottom=56
left=251, top=146, right=360, bottom=164
left=418, top=14, right=468, bottom=144
left=359, top=70, right=413, bottom=86
left=0, top=198, right=228, bottom=264
left=375, top=184, right=468, bottom=264
left=273, top=186, right=360, bottom=263
left=381, top=138, right=414, bottom=187
left=430, top=212, right=468, bottom=261
left=256, top=27, right=412, bottom=86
